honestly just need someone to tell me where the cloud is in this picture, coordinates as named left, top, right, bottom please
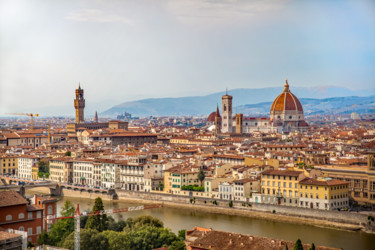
left=65, top=9, right=133, bottom=24
left=164, top=0, right=289, bottom=26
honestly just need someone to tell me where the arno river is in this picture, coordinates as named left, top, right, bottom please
left=29, top=193, right=375, bottom=250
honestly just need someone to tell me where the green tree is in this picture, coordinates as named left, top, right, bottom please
left=37, top=231, right=50, bottom=245
left=229, top=201, right=233, bottom=208
left=47, top=200, right=75, bottom=246
left=132, top=215, right=164, bottom=229
left=309, top=243, right=315, bottom=250
left=38, top=160, right=49, bottom=173
left=85, top=197, right=109, bottom=232
left=62, top=229, right=108, bottom=250
left=101, top=230, right=131, bottom=250
left=169, top=240, right=186, bottom=250
left=128, top=226, right=179, bottom=250
left=108, top=216, right=127, bottom=232
left=294, top=238, right=303, bottom=250
left=65, top=151, right=72, bottom=156
left=27, top=241, right=35, bottom=248
left=197, top=170, right=205, bottom=186
left=178, top=229, right=186, bottom=240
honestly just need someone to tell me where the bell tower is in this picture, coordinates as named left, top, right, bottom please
left=74, top=84, right=85, bottom=124
left=221, top=90, right=233, bottom=133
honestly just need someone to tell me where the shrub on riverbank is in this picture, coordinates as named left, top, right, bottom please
left=181, top=185, right=204, bottom=192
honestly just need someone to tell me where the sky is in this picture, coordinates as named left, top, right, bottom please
left=1, top=0, right=374, bottom=116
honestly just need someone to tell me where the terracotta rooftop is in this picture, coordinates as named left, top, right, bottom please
left=186, top=227, right=339, bottom=250
left=0, top=191, right=27, bottom=207
left=262, top=169, right=302, bottom=177
left=299, top=177, right=348, bottom=186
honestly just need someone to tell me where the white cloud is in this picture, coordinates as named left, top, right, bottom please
left=163, top=0, right=289, bottom=26
left=65, top=9, right=133, bottom=24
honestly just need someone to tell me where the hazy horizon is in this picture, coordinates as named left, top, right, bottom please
left=1, top=0, right=374, bottom=116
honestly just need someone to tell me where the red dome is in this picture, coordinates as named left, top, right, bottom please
left=207, top=112, right=221, bottom=122
left=270, top=80, right=303, bottom=113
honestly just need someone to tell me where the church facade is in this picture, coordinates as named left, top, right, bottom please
left=213, top=80, right=308, bottom=134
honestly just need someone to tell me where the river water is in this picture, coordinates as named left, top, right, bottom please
left=28, top=193, right=375, bottom=250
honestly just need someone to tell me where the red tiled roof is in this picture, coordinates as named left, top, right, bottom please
left=0, top=191, right=27, bottom=207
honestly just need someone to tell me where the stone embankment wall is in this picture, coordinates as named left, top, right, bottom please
left=116, top=190, right=368, bottom=231
left=60, top=188, right=114, bottom=201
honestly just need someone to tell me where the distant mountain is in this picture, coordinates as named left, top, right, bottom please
left=237, top=95, right=375, bottom=116
left=102, top=86, right=375, bottom=117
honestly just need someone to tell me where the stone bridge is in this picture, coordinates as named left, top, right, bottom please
left=0, top=176, right=117, bottom=199
left=59, top=184, right=118, bottom=199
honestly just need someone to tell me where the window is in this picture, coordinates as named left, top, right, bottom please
left=28, top=228, right=32, bottom=235
left=6, top=215, right=12, bottom=221
left=37, top=211, right=41, bottom=219
left=18, top=213, right=25, bottom=219
left=48, top=205, right=53, bottom=215
left=19, top=226, right=24, bottom=231
left=28, top=212, right=32, bottom=219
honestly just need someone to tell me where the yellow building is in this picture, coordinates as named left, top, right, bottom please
left=49, top=158, right=73, bottom=183
left=32, top=165, right=39, bottom=180
left=181, top=171, right=199, bottom=187
left=244, top=157, right=279, bottom=169
left=0, top=155, right=18, bottom=175
left=163, top=166, right=181, bottom=194
left=298, top=177, right=349, bottom=210
left=261, top=169, right=303, bottom=206
left=314, top=153, right=375, bottom=205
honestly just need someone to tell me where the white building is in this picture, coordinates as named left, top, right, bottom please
left=118, top=156, right=146, bottom=191
left=73, top=159, right=94, bottom=186
left=17, top=156, right=36, bottom=180
left=219, top=182, right=233, bottom=200
left=100, top=160, right=119, bottom=189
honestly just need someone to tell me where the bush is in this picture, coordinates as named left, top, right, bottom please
left=181, top=185, right=204, bottom=192
left=272, top=210, right=276, bottom=213
left=229, top=201, right=233, bottom=208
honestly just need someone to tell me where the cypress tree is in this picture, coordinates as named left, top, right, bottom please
left=85, top=197, right=109, bottom=232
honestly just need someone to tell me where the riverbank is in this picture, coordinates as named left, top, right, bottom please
left=29, top=187, right=371, bottom=233
left=116, top=196, right=364, bottom=232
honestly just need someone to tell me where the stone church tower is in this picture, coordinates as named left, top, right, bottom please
left=214, top=105, right=221, bottom=135
left=74, top=84, right=85, bottom=124
left=221, top=91, right=233, bottom=133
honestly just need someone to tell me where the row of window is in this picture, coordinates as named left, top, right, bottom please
left=263, top=175, right=298, bottom=181
left=5, top=211, right=41, bottom=221
left=263, top=181, right=298, bottom=188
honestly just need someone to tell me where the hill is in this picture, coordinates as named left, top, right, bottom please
left=101, top=86, right=375, bottom=117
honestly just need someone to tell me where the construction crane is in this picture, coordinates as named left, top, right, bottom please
left=46, top=203, right=162, bottom=250
left=6, top=113, right=39, bottom=130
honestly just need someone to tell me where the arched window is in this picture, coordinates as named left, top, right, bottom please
left=18, top=213, right=25, bottom=219
left=48, top=205, right=53, bottom=215
left=19, top=226, right=24, bottom=231
left=6, top=215, right=12, bottom=221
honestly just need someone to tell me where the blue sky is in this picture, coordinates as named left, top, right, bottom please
left=0, top=0, right=374, bottom=115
